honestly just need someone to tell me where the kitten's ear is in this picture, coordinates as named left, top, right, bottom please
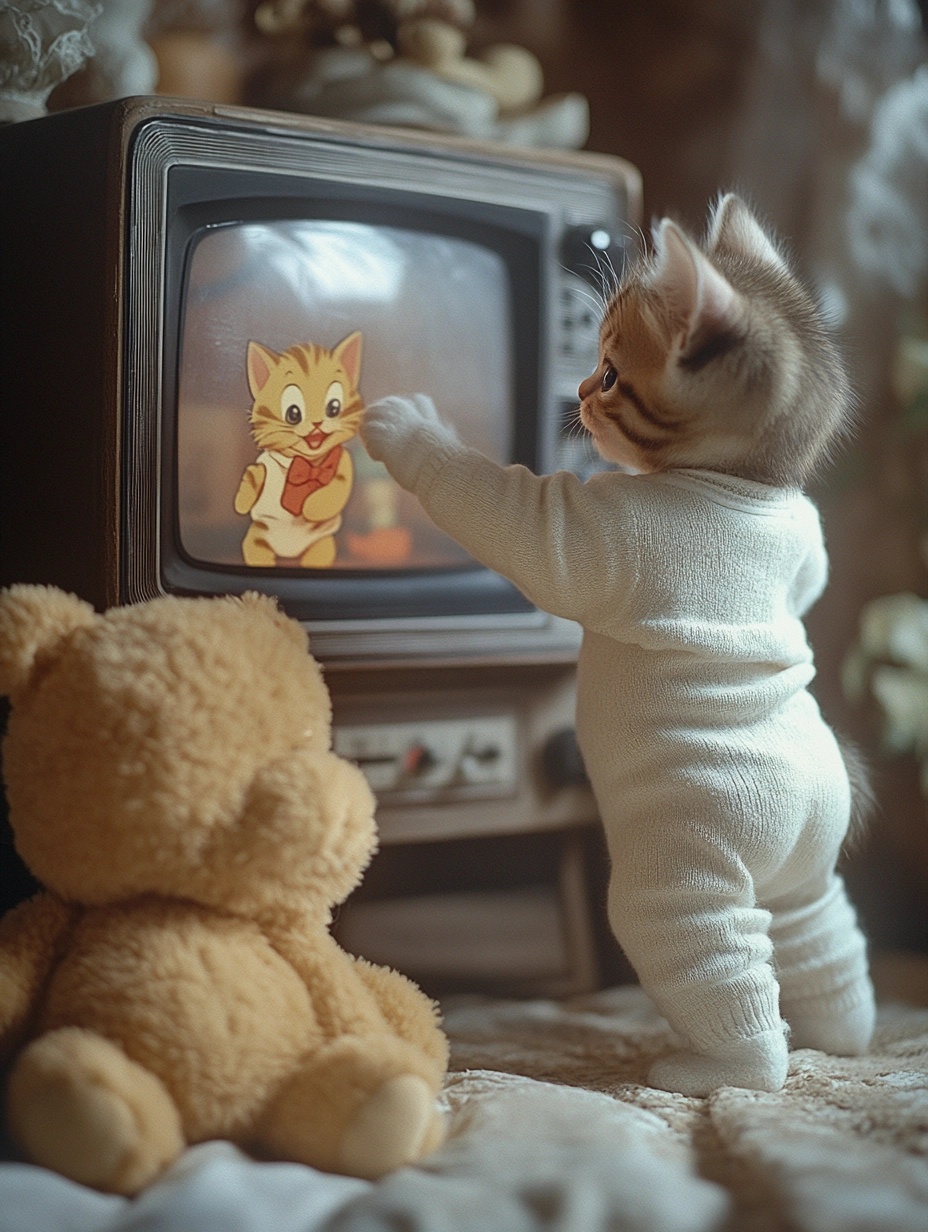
left=334, top=331, right=363, bottom=386
left=649, top=218, right=738, bottom=350
left=247, top=342, right=280, bottom=398
left=709, top=194, right=787, bottom=271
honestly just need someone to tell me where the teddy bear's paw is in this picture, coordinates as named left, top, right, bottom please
left=8, top=1027, right=185, bottom=1195
left=339, top=1074, right=438, bottom=1179
left=419, top=1105, right=449, bottom=1156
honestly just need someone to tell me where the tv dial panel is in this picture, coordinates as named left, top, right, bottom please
left=334, top=714, right=518, bottom=803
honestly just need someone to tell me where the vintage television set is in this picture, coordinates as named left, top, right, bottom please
left=0, top=97, right=641, bottom=992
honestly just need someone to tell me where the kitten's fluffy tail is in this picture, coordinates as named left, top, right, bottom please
left=836, top=733, right=877, bottom=850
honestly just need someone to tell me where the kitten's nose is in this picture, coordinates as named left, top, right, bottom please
left=578, top=372, right=599, bottom=400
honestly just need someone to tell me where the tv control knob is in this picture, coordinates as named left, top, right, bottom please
left=402, top=743, right=437, bottom=778
left=541, top=727, right=589, bottom=788
left=559, top=226, right=627, bottom=287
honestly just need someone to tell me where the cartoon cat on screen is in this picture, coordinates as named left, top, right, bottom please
left=234, top=332, right=363, bottom=568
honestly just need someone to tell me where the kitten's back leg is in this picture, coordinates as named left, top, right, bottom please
left=607, top=830, right=789, bottom=1096
left=768, top=872, right=875, bottom=1055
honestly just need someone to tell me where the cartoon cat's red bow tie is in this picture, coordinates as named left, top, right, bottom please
left=281, top=445, right=343, bottom=516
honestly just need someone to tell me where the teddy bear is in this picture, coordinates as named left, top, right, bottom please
left=0, top=584, right=448, bottom=1195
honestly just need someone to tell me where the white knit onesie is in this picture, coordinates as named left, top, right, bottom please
left=363, top=400, right=875, bottom=1092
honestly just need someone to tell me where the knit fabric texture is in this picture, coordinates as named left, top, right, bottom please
left=377, top=417, right=875, bottom=1090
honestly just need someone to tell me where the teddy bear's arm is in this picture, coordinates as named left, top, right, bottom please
left=266, top=926, right=387, bottom=1035
left=350, top=956, right=449, bottom=1076
left=0, top=892, right=75, bottom=1060
left=268, top=930, right=447, bottom=1086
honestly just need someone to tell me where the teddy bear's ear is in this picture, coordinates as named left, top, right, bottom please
left=239, top=591, right=309, bottom=651
left=0, top=585, right=97, bottom=700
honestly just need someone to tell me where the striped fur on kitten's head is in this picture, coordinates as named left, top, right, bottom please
left=578, top=194, right=852, bottom=486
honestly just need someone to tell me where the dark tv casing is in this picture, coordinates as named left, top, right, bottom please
left=0, top=96, right=640, bottom=668
left=0, top=98, right=644, bottom=990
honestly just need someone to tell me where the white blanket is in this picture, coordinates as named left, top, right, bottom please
left=1, top=978, right=926, bottom=1232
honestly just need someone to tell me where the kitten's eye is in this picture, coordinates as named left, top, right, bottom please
left=280, top=383, right=305, bottom=426
left=324, top=381, right=345, bottom=419
left=601, top=365, right=618, bottom=392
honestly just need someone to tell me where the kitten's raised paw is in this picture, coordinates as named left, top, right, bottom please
left=648, top=1029, right=789, bottom=1096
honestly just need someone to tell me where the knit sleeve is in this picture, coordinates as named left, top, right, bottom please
left=789, top=502, right=829, bottom=618
left=413, top=446, right=639, bottom=628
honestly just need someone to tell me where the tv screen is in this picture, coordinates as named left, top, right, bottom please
left=176, top=219, right=512, bottom=574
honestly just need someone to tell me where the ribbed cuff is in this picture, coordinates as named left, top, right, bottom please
left=653, top=972, right=784, bottom=1051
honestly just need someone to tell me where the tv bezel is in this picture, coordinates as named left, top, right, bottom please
left=99, top=100, right=639, bottom=664
left=157, top=165, right=545, bottom=624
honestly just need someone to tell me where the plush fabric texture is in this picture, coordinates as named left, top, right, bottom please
left=0, top=586, right=448, bottom=1194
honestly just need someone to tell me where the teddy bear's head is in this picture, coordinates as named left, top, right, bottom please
left=0, top=586, right=377, bottom=919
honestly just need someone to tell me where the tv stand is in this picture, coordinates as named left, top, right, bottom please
left=328, top=659, right=606, bottom=997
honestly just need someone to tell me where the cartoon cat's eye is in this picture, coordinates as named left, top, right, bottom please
left=601, top=365, right=618, bottom=392
left=324, top=381, right=345, bottom=419
left=281, top=383, right=305, bottom=425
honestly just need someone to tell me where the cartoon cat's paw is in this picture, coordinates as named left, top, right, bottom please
left=234, top=464, right=266, bottom=514
left=361, top=395, right=461, bottom=491
left=648, top=1029, right=789, bottom=1096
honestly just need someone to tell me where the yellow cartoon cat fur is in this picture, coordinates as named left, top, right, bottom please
left=234, top=332, right=363, bottom=567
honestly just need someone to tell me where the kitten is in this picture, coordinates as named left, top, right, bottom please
left=234, top=332, right=364, bottom=568
left=361, top=194, right=876, bottom=1096
left=578, top=196, right=852, bottom=486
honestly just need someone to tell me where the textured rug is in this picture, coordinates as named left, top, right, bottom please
left=1, top=961, right=925, bottom=1232
left=326, top=956, right=928, bottom=1232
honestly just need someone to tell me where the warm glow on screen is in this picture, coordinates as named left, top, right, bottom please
left=176, top=220, right=514, bottom=571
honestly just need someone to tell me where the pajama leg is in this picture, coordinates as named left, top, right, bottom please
left=607, top=833, right=789, bottom=1096
left=768, top=872, right=875, bottom=1055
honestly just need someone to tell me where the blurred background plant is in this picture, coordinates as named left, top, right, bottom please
left=843, top=592, right=928, bottom=796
